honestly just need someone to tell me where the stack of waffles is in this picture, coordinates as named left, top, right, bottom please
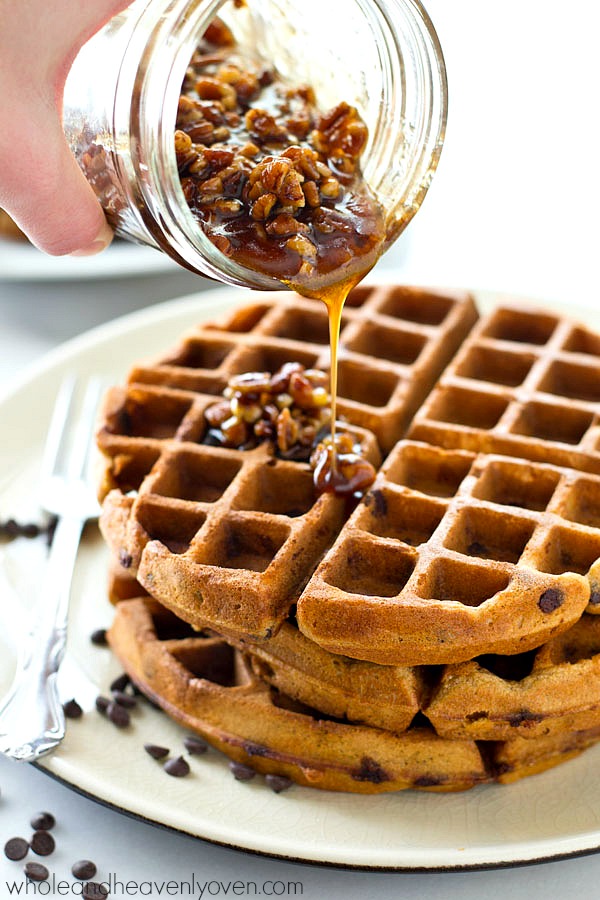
left=98, top=285, right=600, bottom=793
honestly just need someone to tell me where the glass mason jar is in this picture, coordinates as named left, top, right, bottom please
left=62, top=0, right=447, bottom=289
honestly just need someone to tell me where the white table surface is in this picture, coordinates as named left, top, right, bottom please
left=2, top=1, right=600, bottom=897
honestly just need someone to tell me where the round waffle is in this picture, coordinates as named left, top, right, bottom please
left=409, top=303, right=600, bottom=473
left=107, top=597, right=600, bottom=793
left=297, top=442, right=599, bottom=664
left=98, top=290, right=600, bottom=665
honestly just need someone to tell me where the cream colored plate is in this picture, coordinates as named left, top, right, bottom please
left=2, top=283, right=600, bottom=870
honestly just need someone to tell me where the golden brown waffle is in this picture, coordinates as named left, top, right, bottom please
left=426, top=614, right=600, bottom=741
left=297, top=441, right=597, bottom=664
left=408, top=304, right=600, bottom=473
left=106, top=559, right=422, bottom=733
left=98, top=286, right=478, bottom=643
left=108, top=597, right=600, bottom=792
left=106, top=564, right=600, bottom=744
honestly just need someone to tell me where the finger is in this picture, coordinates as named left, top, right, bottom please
left=0, top=105, right=113, bottom=256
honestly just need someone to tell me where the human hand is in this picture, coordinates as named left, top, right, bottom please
left=0, top=1, right=132, bottom=255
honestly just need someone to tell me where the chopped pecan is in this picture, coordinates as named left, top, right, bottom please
left=203, top=17, right=235, bottom=47
left=265, top=214, right=309, bottom=237
left=251, top=192, right=277, bottom=220
left=245, top=108, right=289, bottom=143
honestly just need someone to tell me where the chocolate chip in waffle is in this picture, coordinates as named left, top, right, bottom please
left=107, top=596, right=600, bottom=792
left=106, top=563, right=600, bottom=746
left=106, top=556, right=422, bottom=734
left=297, top=442, right=600, bottom=665
left=98, top=286, right=477, bottom=643
left=408, top=304, right=600, bottom=473
left=426, top=613, right=600, bottom=741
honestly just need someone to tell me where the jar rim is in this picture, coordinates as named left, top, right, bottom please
left=124, top=0, right=448, bottom=286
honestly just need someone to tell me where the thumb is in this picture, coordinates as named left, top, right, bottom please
left=0, top=101, right=113, bottom=256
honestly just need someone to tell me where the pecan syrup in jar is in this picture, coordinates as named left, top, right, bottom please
left=62, top=0, right=447, bottom=490
left=178, top=15, right=386, bottom=492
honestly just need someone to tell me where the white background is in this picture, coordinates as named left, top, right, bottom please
left=2, top=1, right=600, bottom=897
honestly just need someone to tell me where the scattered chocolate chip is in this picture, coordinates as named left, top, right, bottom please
left=106, top=702, right=130, bottom=728
left=590, top=591, right=600, bottom=606
left=24, top=862, right=49, bottom=882
left=30, top=831, right=55, bottom=857
left=164, top=756, right=190, bottom=778
left=83, top=883, right=109, bottom=900
left=72, top=859, right=97, bottom=880
left=90, top=629, right=108, bottom=646
left=229, top=761, right=256, bottom=782
left=30, top=812, right=55, bottom=831
left=0, top=518, right=43, bottom=540
left=183, top=736, right=208, bottom=756
left=538, top=588, right=564, bottom=613
left=119, top=549, right=133, bottom=569
left=111, top=690, right=137, bottom=709
left=4, top=837, right=29, bottom=860
left=3, top=518, right=19, bottom=537
left=45, top=516, right=58, bottom=546
left=110, top=673, right=131, bottom=693
left=63, top=698, right=83, bottom=719
left=144, top=743, right=170, bottom=760
left=265, top=774, right=292, bottom=793
left=95, top=695, right=110, bottom=715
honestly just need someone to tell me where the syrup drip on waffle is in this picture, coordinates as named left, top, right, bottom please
left=179, top=11, right=396, bottom=493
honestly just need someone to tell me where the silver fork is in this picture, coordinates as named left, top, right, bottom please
left=0, top=376, right=104, bottom=761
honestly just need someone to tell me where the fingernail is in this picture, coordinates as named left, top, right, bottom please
left=70, top=219, right=113, bottom=257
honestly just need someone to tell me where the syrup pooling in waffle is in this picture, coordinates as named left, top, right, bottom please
left=97, top=287, right=478, bottom=642
left=297, top=442, right=598, bottom=665
left=107, top=597, right=600, bottom=792
left=408, top=304, right=600, bottom=472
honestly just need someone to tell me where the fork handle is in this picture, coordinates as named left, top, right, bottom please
left=0, top=515, right=84, bottom=761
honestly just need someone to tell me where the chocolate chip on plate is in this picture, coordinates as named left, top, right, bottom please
left=63, top=698, right=83, bottom=719
left=83, top=883, right=109, bottom=900
left=111, top=690, right=137, bottom=709
left=30, top=831, right=55, bottom=857
left=90, top=628, right=108, bottom=646
left=110, top=673, right=131, bottom=693
left=4, top=837, right=29, bottom=860
left=72, top=859, right=98, bottom=880
left=106, top=702, right=130, bottom=728
left=24, top=862, right=49, bottom=882
left=30, top=812, right=55, bottom=831
left=144, top=743, right=170, bottom=760
left=265, top=774, right=293, bottom=794
left=95, top=695, right=110, bottom=715
left=163, top=756, right=190, bottom=778
left=183, top=736, right=208, bottom=756
left=228, top=761, right=256, bottom=782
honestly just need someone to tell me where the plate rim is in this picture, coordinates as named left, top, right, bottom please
left=29, top=761, right=600, bottom=873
